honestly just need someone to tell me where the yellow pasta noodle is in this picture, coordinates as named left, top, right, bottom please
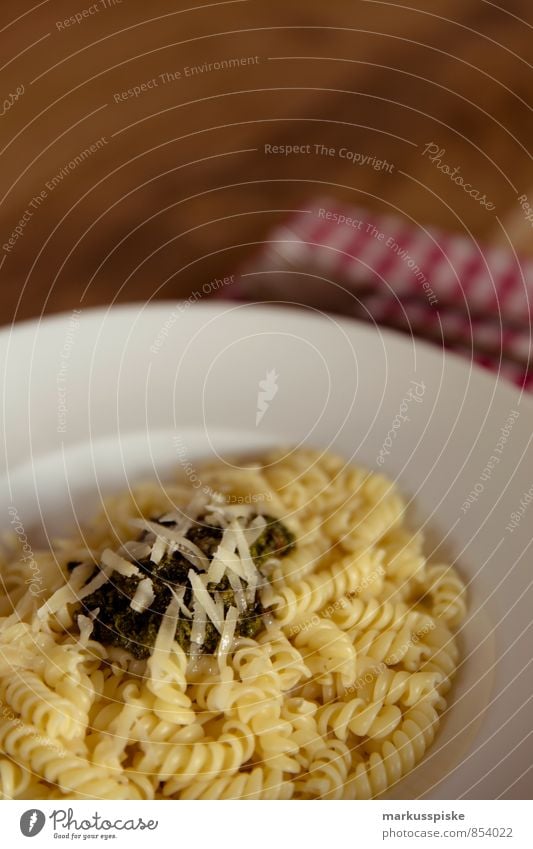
left=0, top=448, right=466, bottom=799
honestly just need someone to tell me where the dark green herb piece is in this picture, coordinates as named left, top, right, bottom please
left=238, top=606, right=266, bottom=639
left=80, top=573, right=154, bottom=659
left=249, top=514, right=296, bottom=563
left=76, top=511, right=293, bottom=659
left=186, top=522, right=224, bottom=559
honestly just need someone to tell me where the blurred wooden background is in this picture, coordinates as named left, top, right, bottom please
left=1, top=0, right=532, bottom=325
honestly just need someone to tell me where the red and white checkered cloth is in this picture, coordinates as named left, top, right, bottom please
left=222, top=198, right=533, bottom=389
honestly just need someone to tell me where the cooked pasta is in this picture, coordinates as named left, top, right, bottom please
left=0, top=447, right=466, bottom=799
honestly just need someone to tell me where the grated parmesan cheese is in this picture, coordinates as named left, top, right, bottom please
left=158, top=511, right=182, bottom=523
left=37, top=563, right=102, bottom=619
left=71, top=494, right=284, bottom=662
left=243, top=514, right=267, bottom=547
left=101, top=549, right=141, bottom=577
left=207, top=529, right=246, bottom=583
left=188, top=570, right=223, bottom=633
left=169, top=585, right=193, bottom=619
left=160, top=491, right=209, bottom=536
left=218, top=503, right=254, bottom=519
left=130, top=518, right=209, bottom=571
left=259, top=556, right=281, bottom=576
left=152, top=593, right=181, bottom=654
left=226, top=569, right=247, bottom=613
left=130, top=577, right=155, bottom=613
left=232, top=520, right=260, bottom=604
left=119, top=540, right=152, bottom=561
left=217, top=606, right=239, bottom=670
left=189, top=599, right=207, bottom=659
left=77, top=611, right=97, bottom=646
left=150, top=535, right=167, bottom=565
left=40, top=545, right=144, bottom=621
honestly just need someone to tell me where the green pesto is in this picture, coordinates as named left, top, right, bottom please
left=77, top=512, right=293, bottom=659
left=249, top=514, right=296, bottom=563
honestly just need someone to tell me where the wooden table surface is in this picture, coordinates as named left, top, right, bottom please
left=1, top=0, right=532, bottom=325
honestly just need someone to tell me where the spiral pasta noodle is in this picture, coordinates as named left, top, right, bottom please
left=0, top=448, right=466, bottom=799
left=271, top=546, right=384, bottom=627
left=342, top=700, right=441, bottom=799
left=179, top=766, right=293, bottom=800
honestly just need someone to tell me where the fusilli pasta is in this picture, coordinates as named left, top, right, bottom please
left=0, top=448, right=466, bottom=799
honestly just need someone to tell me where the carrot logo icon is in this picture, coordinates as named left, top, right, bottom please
left=20, top=809, right=46, bottom=837
left=256, top=369, right=279, bottom=425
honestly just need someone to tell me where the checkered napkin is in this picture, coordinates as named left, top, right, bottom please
left=222, top=198, right=533, bottom=389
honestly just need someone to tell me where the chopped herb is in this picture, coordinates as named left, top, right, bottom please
left=238, top=607, right=266, bottom=639
left=186, top=523, right=224, bottom=559
left=175, top=617, right=193, bottom=653
left=76, top=510, right=294, bottom=659
left=249, top=514, right=296, bottom=563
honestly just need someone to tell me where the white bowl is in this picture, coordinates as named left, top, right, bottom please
left=1, top=301, right=532, bottom=799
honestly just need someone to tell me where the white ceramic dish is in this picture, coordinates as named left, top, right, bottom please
left=1, top=301, right=532, bottom=799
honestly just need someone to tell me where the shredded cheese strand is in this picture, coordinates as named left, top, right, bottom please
left=101, top=549, right=141, bottom=577
left=130, top=578, right=155, bottom=613
left=130, top=519, right=209, bottom=571
left=152, top=593, right=181, bottom=655
left=190, top=600, right=207, bottom=658
left=217, top=606, right=239, bottom=671
left=169, top=586, right=193, bottom=619
left=188, top=570, right=223, bottom=633
left=232, top=520, right=260, bottom=603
